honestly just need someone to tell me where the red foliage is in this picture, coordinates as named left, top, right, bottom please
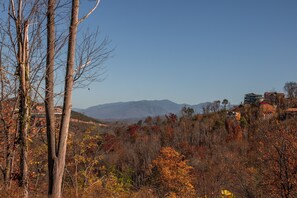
left=127, top=124, right=140, bottom=140
left=102, top=134, right=118, bottom=152
left=165, top=126, right=174, bottom=139
left=151, top=125, right=161, bottom=133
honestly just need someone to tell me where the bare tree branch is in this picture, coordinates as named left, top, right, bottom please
left=77, top=0, right=100, bottom=25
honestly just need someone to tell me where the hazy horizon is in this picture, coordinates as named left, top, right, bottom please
left=74, top=99, right=214, bottom=109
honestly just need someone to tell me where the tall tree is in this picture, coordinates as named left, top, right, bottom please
left=7, top=1, right=43, bottom=196
left=0, top=0, right=108, bottom=196
left=0, top=0, right=46, bottom=195
left=45, top=0, right=106, bottom=197
left=45, top=0, right=56, bottom=195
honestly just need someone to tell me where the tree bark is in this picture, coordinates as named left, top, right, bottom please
left=45, top=0, right=102, bottom=196
left=17, top=20, right=30, bottom=198
left=7, top=2, right=33, bottom=196
left=48, top=0, right=79, bottom=197
left=45, top=0, right=57, bottom=195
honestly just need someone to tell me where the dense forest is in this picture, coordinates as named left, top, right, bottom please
left=1, top=95, right=297, bottom=197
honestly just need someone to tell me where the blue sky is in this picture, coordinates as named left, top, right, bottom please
left=73, top=0, right=297, bottom=108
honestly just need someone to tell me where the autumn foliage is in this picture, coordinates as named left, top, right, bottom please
left=1, top=102, right=297, bottom=197
left=152, top=147, right=195, bottom=197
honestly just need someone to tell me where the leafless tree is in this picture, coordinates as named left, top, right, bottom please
left=45, top=0, right=56, bottom=196
left=0, top=0, right=109, bottom=197
left=0, top=28, right=19, bottom=191
left=45, top=0, right=109, bottom=197
left=6, top=1, right=46, bottom=197
left=284, top=81, right=297, bottom=99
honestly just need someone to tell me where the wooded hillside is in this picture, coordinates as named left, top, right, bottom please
left=1, top=101, right=297, bottom=197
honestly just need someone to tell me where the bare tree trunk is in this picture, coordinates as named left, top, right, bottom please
left=49, top=0, right=79, bottom=197
left=10, top=1, right=31, bottom=196
left=44, top=0, right=103, bottom=196
left=17, top=21, right=30, bottom=198
left=45, top=0, right=57, bottom=195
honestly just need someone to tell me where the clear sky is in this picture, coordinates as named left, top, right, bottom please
left=73, top=0, right=297, bottom=108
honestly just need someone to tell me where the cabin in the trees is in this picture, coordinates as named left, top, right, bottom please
left=244, top=93, right=263, bottom=105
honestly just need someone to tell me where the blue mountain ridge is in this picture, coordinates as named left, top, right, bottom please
left=74, top=100, right=212, bottom=121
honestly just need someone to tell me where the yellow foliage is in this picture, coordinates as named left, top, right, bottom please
left=83, top=173, right=130, bottom=198
left=221, top=189, right=235, bottom=198
left=152, top=147, right=195, bottom=197
left=130, top=187, right=157, bottom=198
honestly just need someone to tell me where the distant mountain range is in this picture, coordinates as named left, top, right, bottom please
left=74, top=100, right=212, bottom=121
